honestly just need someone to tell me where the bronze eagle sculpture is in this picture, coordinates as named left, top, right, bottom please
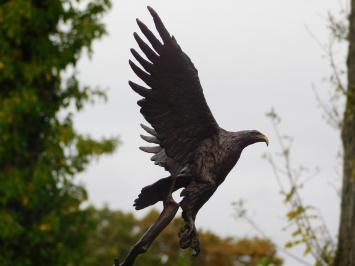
left=115, top=6, right=269, bottom=266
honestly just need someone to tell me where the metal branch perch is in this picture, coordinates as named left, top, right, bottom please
left=114, top=197, right=179, bottom=266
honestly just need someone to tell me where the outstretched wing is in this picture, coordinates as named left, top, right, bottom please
left=129, top=6, right=219, bottom=167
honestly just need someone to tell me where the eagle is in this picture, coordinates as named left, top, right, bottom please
left=116, top=6, right=269, bottom=266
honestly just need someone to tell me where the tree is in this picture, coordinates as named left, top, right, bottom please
left=82, top=208, right=185, bottom=266
left=233, top=1, right=355, bottom=264
left=233, top=3, right=353, bottom=265
left=82, top=208, right=283, bottom=266
left=258, top=112, right=336, bottom=265
left=0, top=1, right=116, bottom=265
left=334, top=0, right=355, bottom=265
left=194, top=233, right=282, bottom=266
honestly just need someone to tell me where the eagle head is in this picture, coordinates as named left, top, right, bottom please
left=235, top=130, right=269, bottom=149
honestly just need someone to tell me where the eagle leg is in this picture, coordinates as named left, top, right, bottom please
left=178, top=180, right=217, bottom=256
left=178, top=211, right=200, bottom=256
left=116, top=197, right=179, bottom=266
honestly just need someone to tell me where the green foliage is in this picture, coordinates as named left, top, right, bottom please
left=82, top=208, right=283, bottom=266
left=264, top=110, right=336, bottom=265
left=0, top=1, right=116, bottom=265
left=234, top=109, right=337, bottom=265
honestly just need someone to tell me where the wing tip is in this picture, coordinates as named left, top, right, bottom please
left=139, top=146, right=150, bottom=153
left=147, top=6, right=159, bottom=22
left=140, top=134, right=159, bottom=144
left=136, top=17, right=143, bottom=25
left=129, top=48, right=137, bottom=58
left=147, top=6, right=154, bottom=13
left=139, top=146, right=161, bottom=154
left=128, top=59, right=137, bottom=71
left=146, top=5, right=171, bottom=43
left=130, top=48, right=140, bottom=60
left=147, top=6, right=157, bottom=18
left=140, top=123, right=157, bottom=136
left=128, top=80, right=138, bottom=89
left=136, top=18, right=145, bottom=29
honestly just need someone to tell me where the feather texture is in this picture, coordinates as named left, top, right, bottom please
left=129, top=6, right=219, bottom=168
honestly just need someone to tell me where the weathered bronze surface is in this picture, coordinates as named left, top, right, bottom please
left=115, top=6, right=268, bottom=266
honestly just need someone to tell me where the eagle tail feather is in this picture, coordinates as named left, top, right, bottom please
left=134, top=176, right=189, bottom=210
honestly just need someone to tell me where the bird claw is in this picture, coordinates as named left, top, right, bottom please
left=191, top=236, right=200, bottom=256
left=178, top=223, right=200, bottom=255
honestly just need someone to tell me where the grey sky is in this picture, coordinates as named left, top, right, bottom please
left=75, top=1, right=345, bottom=265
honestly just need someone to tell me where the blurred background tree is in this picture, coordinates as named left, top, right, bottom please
left=335, top=0, right=355, bottom=264
left=4, top=0, right=353, bottom=265
left=82, top=208, right=283, bottom=266
left=0, top=1, right=117, bottom=266
left=234, top=1, right=355, bottom=265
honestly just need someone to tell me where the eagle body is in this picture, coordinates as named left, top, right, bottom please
left=192, top=129, right=243, bottom=184
left=135, top=128, right=265, bottom=213
left=128, top=6, right=268, bottom=256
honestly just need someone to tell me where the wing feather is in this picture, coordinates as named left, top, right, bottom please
left=133, top=32, right=159, bottom=63
left=130, top=6, right=219, bottom=167
left=129, top=81, right=152, bottom=98
left=130, top=49, right=154, bottom=73
left=140, top=123, right=157, bottom=136
left=128, top=60, right=152, bottom=86
left=136, top=18, right=163, bottom=53
left=140, top=134, right=159, bottom=144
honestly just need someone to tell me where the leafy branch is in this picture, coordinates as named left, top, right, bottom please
left=233, top=199, right=312, bottom=266
left=307, top=5, right=349, bottom=130
left=233, top=109, right=336, bottom=266
left=266, top=110, right=335, bottom=265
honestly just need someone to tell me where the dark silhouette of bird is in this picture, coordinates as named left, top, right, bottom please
left=120, top=6, right=268, bottom=266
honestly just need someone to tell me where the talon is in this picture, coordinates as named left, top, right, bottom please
left=191, top=236, right=200, bottom=256
left=179, top=225, right=193, bottom=249
left=179, top=211, right=201, bottom=254
left=179, top=219, right=200, bottom=253
left=178, top=225, right=188, bottom=237
left=192, top=248, right=199, bottom=256
left=180, top=236, right=191, bottom=249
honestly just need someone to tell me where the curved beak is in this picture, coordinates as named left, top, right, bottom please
left=257, top=133, right=269, bottom=146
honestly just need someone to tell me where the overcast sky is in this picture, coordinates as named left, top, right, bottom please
left=75, top=1, right=347, bottom=265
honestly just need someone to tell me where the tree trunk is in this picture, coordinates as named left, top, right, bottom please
left=334, top=1, right=355, bottom=265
